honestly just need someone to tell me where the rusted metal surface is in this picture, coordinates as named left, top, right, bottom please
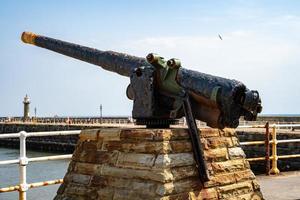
left=0, top=185, right=20, bottom=193
left=247, top=157, right=271, bottom=162
left=182, top=92, right=208, bottom=182
left=278, top=154, right=300, bottom=159
left=28, top=179, right=63, bottom=188
left=177, top=68, right=261, bottom=128
left=269, top=127, right=280, bottom=174
left=265, top=122, right=270, bottom=175
left=0, top=179, right=63, bottom=193
left=22, top=32, right=147, bottom=77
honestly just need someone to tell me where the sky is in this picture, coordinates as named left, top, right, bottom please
left=0, top=0, right=300, bottom=117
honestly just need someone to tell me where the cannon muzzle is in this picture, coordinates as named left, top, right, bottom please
left=21, top=32, right=37, bottom=45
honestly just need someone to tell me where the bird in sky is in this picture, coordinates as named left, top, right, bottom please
left=218, top=34, right=223, bottom=40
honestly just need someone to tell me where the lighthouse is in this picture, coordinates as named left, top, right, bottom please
left=23, top=94, right=30, bottom=121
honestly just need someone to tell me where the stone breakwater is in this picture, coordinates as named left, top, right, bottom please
left=0, top=123, right=94, bottom=152
left=55, top=128, right=263, bottom=200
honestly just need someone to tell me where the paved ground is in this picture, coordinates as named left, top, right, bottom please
left=257, top=171, right=300, bottom=200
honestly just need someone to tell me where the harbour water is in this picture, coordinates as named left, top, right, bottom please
left=0, top=147, right=69, bottom=200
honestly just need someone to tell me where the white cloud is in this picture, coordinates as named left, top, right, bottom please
left=122, top=30, right=297, bottom=77
left=118, top=29, right=300, bottom=114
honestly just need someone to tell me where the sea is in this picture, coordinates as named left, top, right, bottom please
left=0, top=147, right=69, bottom=200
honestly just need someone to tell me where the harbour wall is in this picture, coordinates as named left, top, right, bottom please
left=0, top=123, right=97, bottom=153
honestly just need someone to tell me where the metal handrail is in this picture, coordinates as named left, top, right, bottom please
left=0, top=130, right=81, bottom=200
left=239, top=123, right=300, bottom=175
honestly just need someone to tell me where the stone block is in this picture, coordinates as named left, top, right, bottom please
left=200, top=129, right=220, bottom=138
left=160, top=192, right=191, bottom=200
left=154, top=153, right=195, bottom=168
left=79, top=129, right=99, bottom=141
left=90, top=175, right=108, bottom=187
left=156, top=178, right=201, bottom=196
left=205, top=173, right=236, bottom=187
left=65, top=173, right=91, bottom=185
left=171, top=166, right=198, bottom=181
left=81, top=141, right=97, bottom=151
left=234, top=170, right=255, bottom=183
left=228, top=147, right=246, bottom=159
left=120, top=129, right=155, bottom=141
left=104, top=141, right=171, bottom=154
left=204, top=137, right=234, bottom=149
left=238, top=193, right=263, bottom=200
left=217, top=181, right=253, bottom=199
left=153, top=129, right=173, bottom=141
left=116, top=152, right=156, bottom=169
left=220, top=128, right=236, bottom=137
left=64, top=183, right=97, bottom=198
left=100, top=165, right=174, bottom=183
left=211, top=159, right=246, bottom=174
left=170, top=141, right=192, bottom=153
left=112, top=188, right=158, bottom=200
left=98, top=128, right=121, bottom=141
left=97, top=187, right=114, bottom=199
left=204, top=147, right=229, bottom=161
left=189, top=188, right=219, bottom=200
left=73, top=162, right=98, bottom=175
left=74, top=150, right=119, bottom=164
left=231, top=136, right=240, bottom=146
left=159, top=129, right=190, bottom=141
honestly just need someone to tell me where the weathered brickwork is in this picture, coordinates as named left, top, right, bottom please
left=54, top=128, right=264, bottom=200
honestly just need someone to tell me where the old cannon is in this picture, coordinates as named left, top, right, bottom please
left=21, top=31, right=262, bottom=183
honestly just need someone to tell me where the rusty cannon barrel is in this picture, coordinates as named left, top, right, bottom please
left=21, top=32, right=147, bottom=77
left=21, top=31, right=262, bottom=129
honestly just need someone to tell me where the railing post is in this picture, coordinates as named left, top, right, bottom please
left=269, top=125, right=280, bottom=175
left=19, top=131, right=28, bottom=200
left=265, top=122, right=270, bottom=175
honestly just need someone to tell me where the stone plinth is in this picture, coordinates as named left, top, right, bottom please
left=54, top=128, right=264, bottom=200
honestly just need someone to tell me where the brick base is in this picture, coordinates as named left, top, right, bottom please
left=54, top=128, right=264, bottom=200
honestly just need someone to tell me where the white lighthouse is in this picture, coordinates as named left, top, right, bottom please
left=23, top=94, right=30, bottom=121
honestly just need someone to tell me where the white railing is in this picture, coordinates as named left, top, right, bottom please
left=0, top=130, right=81, bottom=200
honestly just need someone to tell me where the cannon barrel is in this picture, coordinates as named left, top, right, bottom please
left=21, top=32, right=148, bottom=77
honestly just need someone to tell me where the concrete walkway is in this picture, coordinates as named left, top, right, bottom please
left=257, top=171, right=300, bottom=200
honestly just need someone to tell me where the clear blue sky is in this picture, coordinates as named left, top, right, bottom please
left=1, top=1, right=299, bottom=117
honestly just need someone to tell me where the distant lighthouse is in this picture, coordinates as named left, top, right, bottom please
left=23, top=94, right=30, bottom=121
